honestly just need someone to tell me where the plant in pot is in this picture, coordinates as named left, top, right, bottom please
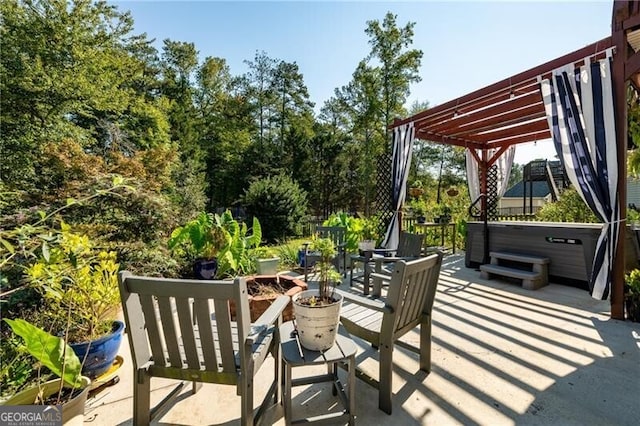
left=414, top=203, right=427, bottom=224
left=24, top=224, right=124, bottom=380
left=252, top=247, right=280, bottom=275
left=439, top=205, right=452, bottom=223
left=168, top=211, right=229, bottom=279
left=624, top=269, right=640, bottom=322
left=292, top=237, right=343, bottom=351
left=357, top=216, right=381, bottom=252
left=2, top=319, right=91, bottom=425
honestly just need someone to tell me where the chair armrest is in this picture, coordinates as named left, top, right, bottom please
left=370, top=272, right=391, bottom=282
left=335, top=289, right=394, bottom=314
left=247, top=295, right=290, bottom=344
left=374, top=255, right=419, bottom=265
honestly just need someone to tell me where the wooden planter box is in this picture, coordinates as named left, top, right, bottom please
left=230, top=275, right=307, bottom=322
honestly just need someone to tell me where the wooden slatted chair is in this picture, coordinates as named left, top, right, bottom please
left=367, top=232, right=425, bottom=296
left=117, top=272, right=289, bottom=426
left=338, top=252, right=443, bottom=414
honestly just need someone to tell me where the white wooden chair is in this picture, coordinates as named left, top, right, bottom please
left=118, top=272, right=289, bottom=425
left=338, top=252, right=443, bottom=414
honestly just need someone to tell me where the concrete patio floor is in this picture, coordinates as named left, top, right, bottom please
left=85, top=253, right=640, bottom=425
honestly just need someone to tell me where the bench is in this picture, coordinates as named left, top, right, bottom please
left=479, top=251, right=550, bottom=290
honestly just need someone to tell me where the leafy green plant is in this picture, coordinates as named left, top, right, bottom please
left=536, top=187, right=599, bottom=223
left=323, top=212, right=381, bottom=251
left=626, top=269, right=640, bottom=296
left=243, top=175, right=308, bottom=243
left=168, top=212, right=228, bottom=260
left=168, top=210, right=262, bottom=278
left=309, top=237, right=342, bottom=305
left=274, top=239, right=306, bottom=269
left=25, top=224, right=120, bottom=342
left=4, top=319, right=83, bottom=390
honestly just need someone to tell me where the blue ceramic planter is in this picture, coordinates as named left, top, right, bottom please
left=71, top=320, right=125, bottom=379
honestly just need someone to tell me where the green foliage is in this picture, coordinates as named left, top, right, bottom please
left=168, top=212, right=228, bottom=259
left=536, top=188, right=599, bottom=223
left=323, top=213, right=381, bottom=251
left=243, top=175, right=308, bottom=243
left=168, top=210, right=262, bottom=278
left=4, top=319, right=83, bottom=389
left=274, top=239, right=306, bottom=269
left=310, top=237, right=341, bottom=303
left=25, top=225, right=120, bottom=342
left=625, top=269, right=640, bottom=296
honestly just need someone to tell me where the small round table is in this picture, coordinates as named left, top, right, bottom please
left=279, top=321, right=357, bottom=425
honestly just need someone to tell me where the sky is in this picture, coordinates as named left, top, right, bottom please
left=111, top=0, right=613, bottom=164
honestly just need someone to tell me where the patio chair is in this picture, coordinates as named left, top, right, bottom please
left=117, top=272, right=289, bottom=426
left=303, top=225, right=347, bottom=281
left=350, top=232, right=425, bottom=296
left=339, top=252, right=443, bottom=414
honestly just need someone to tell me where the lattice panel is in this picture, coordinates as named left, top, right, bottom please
left=486, top=165, right=499, bottom=220
left=374, top=153, right=393, bottom=238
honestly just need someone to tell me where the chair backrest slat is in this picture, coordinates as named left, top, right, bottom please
left=316, top=226, right=346, bottom=247
left=157, top=296, right=183, bottom=368
left=193, top=299, right=218, bottom=370
left=383, top=253, right=442, bottom=337
left=118, top=274, right=253, bottom=377
left=396, top=232, right=425, bottom=257
left=139, top=293, right=166, bottom=367
left=213, top=299, right=237, bottom=372
left=175, top=296, right=200, bottom=369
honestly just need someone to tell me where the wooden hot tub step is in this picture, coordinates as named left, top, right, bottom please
left=480, top=251, right=550, bottom=290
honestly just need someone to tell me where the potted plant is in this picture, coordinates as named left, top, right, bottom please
left=440, top=205, right=452, bottom=223
left=168, top=211, right=229, bottom=279
left=24, top=225, right=124, bottom=379
left=414, top=204, right=427, bottom=224
left=357, top=216, right=380, bottom=252
left=625, top=269, right=640, bottom=322
left=252, top=247, right=280, bottom=275
left=292, top=237, right=343, bottom=351
left=2, top=319, right=91, bottom=424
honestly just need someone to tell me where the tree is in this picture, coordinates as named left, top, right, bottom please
left=365, top=12, right=423, bottom=148
left=0, top=0, right=166, bottom=187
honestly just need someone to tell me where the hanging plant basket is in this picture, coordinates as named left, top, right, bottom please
left=446, top=188, right=459, bottom=197
left=409, top=187, right=424, bottom=198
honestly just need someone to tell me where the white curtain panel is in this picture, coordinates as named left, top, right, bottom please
left=465, top=146, right=516, bottom=205
left=541, top=56, right=618, bottom=300
left=382, top=122, right=415, bottom=250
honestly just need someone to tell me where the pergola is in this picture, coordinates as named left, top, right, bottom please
left=391, top=1, right=640, bottom=319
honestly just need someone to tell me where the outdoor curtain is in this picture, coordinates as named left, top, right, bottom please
left=382, top=122, right=415, bottom=250
left=541, top=54, right=618, bottom=300
left=465, top=146, right=516, bottom=205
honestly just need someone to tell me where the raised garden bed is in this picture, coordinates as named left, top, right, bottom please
left=230, top=275, right=307, bottom=322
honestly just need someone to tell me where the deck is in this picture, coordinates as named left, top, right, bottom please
left=85, top=253, right=639, bottom=425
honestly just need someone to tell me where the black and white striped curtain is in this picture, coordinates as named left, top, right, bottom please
left=382, top=122, right=415, bottom=250
left=541, top=54, right=618, bottom=300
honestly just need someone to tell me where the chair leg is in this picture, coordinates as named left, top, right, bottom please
left=192, top=381, right=202, bottom=394
left=134, top=370, right=151, bottom=425
left=240, top=367, right=255, bottom=426
left=419, top=317, right=432, bottom=373
left=378, top=343, right=393, bottom=415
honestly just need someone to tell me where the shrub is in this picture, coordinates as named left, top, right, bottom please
left=536, top=187, right=599, bottom=223
left=243, top=175, right=308, bottom=243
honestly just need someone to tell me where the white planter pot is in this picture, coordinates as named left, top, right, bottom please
left=1, top=376, right=91, bottom=425
left=292, top=289, right=342, bottom=351
left=256, top=257, right=280, bottom=275
left=358, top=240, right=376, bottom=251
